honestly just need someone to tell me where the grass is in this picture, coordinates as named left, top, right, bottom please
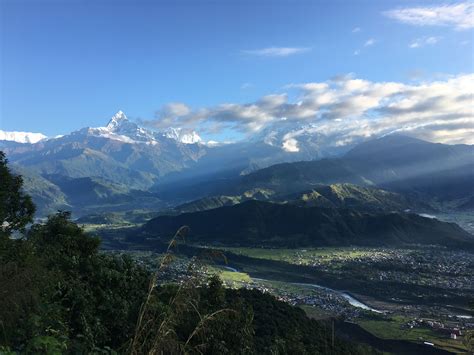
left=220, top=246, right=388, bottom=266
left=219, top=270, right=251, bottom=284
left=300, top=305, right=334, bottom=320
left=82, top=222, right=140, bottom=233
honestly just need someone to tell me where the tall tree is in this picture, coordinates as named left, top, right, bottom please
left=0, top=151, right=35, bottom=237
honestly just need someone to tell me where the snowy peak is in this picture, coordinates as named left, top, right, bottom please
left=0, top=130, right=47, bottom=144
left=105, top=110, right=130, bottom=131
left=98, top=111, right=153, bottom=142
left=162, top=127, right=202, bottom=144
left=83, top=111, right=201, bottom=145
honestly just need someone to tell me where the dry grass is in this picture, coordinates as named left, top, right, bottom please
left=128, top=226, right=235, bottom=355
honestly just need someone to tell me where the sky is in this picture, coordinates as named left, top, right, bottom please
left=1, top=0, right=473, bottom=144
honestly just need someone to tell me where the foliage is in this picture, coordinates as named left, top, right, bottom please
left=0, top=151, right=35, bottom=238
left=0, top=211, right=150, bottom=353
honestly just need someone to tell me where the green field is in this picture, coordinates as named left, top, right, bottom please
left=356, top=316, right=468, bottom=354
left=219, top=270, right=252, bottom=285
left=220, top=246, right=382, bottom=264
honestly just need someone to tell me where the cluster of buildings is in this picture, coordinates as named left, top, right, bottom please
left=288, top=247, right=473, bottom=293
left=405, top=317, right=473, bottom=341
left=221, top=277, right=367, bottom=319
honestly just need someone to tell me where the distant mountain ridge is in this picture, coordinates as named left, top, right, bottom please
left=142, top=200, right=474, bottom=249
left=167, top=183, right=427, bottom=215
left=235, top=136, right=473, bottom=203
left=149, top=136, right=474, bottom=238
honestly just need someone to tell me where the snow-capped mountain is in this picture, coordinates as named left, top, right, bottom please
left=82, top=111, right=157, bottom=144
left=0, top=110, right=353, bottom=216
left=0, top=111, right=202, bottom=147
left=1, top=111, right=208, bottom=191
left=0, top=130, right=47, bottom=144
left=81, top=111, right=202, bottom=145
left=162, top=127, right=202, bottom=144
left=1, top=110, right=351, bottom=189
left=254, top=121, right=350, bottom=159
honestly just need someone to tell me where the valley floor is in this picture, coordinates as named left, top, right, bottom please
left=98, top=236, right=473, bottom=354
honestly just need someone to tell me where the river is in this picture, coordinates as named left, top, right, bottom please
left=223, top=266, right=383, bottom=313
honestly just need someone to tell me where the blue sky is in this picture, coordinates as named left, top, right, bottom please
left=1, top=0, right=473, bottom=143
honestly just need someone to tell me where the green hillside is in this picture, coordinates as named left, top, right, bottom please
left=284, top=183, right=429, bottom=212
left=143, top=200, right=474, bottom=249
left=168, top=183, right=428, bottom=216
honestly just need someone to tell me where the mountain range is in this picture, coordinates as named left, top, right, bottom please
left=0, top=130, right=47, bottom=144
left=153, top=135, right=474, bottom=209
left=0, top=111, right=352, bottom=216
left=1, top=112, right=473, bottom=222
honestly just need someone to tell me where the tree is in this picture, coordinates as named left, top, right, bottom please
left=0, top=151, right=35, bottom=238
left=26, top=212, right=149, bottom=352
left=28, top=211, right=100, bottom=272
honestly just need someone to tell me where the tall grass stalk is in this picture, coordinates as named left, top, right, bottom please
left=128, top=226, right=234, bottom=355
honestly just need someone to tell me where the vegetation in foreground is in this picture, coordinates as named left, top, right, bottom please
left=0, top=151, right=372, bottom=354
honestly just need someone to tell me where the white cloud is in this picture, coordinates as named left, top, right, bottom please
left=352, top=27, right=361, bottom=33
left=353, top=50, right=361, bottom=56
left=163, top=102, right=191, bottom=116
left=145, top=74, right=474, bottom=145
left=364, top=38, right=376, bottom=47
left=140, top=102, right=192, bottom=129
left=384, top=2, right=474, bottom=30
left=426, top=36, right=440, bottom=44
left=409, top=36, right=441, bottom=48
left=282, top=138, right=300, bottom=152
left=242, top=47, right=311, bottom=57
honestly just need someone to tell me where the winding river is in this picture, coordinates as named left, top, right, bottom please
left=223, top=266, right=383, bottom=313
left=293, top=282, right=383, bottom=313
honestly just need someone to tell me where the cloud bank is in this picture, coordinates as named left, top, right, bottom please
left=409, top=36, right=441, bottom=48
left=241, top=47, right=311, bottom=57
left=143, top=74, right=474, bottom=146
left=384, top=2, right=474, bottom=30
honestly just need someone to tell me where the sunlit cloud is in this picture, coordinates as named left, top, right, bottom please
left=282, top=138, right=300, bottom=152
left=143, top=74, right=474, bottom=146
left=384, top=2, right=474, bottom=30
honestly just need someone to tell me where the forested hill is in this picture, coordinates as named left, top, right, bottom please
left=239, top=135, right=474, bottom=199
left=152, top=135, right=474, bottom=207
left=143, top=200, right=474, bottom=249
